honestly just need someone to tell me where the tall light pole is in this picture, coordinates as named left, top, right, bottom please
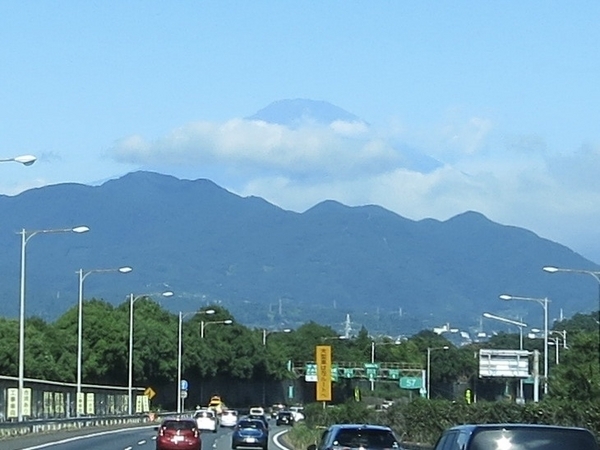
left=17, top=225, right=89, bottom=421
left=76, top=266, right=132, bottom=415
left=177, top=309, right=216, bottom=413
left=262, top=328, right=291, bottom=346
left=261, top=328, right=291, bottom=405
left=500, top=294, right=550, bottom=395
left=0, top=154, right=37, bottom=165
left=482, top=312, right=528, bottom=399
left=200, top=319, right=233, bottom=339
left=543, top=265, right=600, bottom=367
left=426, top=346, right=449, bottom=399
left=369, top=340, right=401, bottom=391
left=128, top=290, right=173, bottom=415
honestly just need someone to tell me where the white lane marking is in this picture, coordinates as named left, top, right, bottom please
left=124, top=447, right=133, bottom=450
left=273, top=429, right=291, bottom=450
left=137, top=440, right=146, bottom=445
left=18, top=425, right=156, bottom=450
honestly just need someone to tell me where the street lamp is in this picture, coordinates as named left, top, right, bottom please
left=177, top=309, right=215, bottom=413
left=261, top=328, right=292, bottom=404
left=426, top=346, right=449, bottom=399
left=200, top=319, right=233, bottom=339
left=17, top=225, right=89, bottom=421
left=0, top=154, right=37, bottom=166
left=128, top=290, right=174, bottom=415
left=543, top=265, right=600, bottom=367
left=500, top=294, right=550, bottom=395
left=482, top=312, right=527, bottom=350
left=262, top=328, right=291, bottom=345
left=548, top=330, right=568, bottom=365
left=76, top=266, right=132, bottom=415
left=482, top=312, right=528, bottom=399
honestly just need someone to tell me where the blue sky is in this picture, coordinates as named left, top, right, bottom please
left=1, top=1, right=600, bottom=262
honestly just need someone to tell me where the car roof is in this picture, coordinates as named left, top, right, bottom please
left=446, top=423, right=593, bottom=432
left=329, top=424, right=393, bottom=432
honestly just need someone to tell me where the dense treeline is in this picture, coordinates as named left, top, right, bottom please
left=1, top=298, right=599, bottom=404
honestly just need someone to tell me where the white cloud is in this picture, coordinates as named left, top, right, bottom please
left=110, top=118, right=401, bottom=178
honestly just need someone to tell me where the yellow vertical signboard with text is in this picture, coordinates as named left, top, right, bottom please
left=316, top=345, right=332, bottom=402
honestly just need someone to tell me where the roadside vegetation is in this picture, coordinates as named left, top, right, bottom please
left=1, top=298, right=599, bottom=422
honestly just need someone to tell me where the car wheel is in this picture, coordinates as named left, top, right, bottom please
left=231, top=444, right=236, bottom=450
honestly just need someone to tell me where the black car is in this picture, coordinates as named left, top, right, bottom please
left=433, top=423, right=599, bottom=450
left=309, top=424, right=401, bottom=450
left=232, top=418, right=269, bottom=450
left=276, top=410, right=294, bottom=426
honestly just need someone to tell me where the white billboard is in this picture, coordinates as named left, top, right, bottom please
left=479, top=349, right=530, bottom=378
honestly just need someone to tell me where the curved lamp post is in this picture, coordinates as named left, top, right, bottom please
left=261, top=328, right=292, bottom=404
left=262, top=328, right=291, bottom=346
left=482, top=312, right=528, bottom=399
left=200, top=319, right=233, bottom=339
left=500, top=294, right=550, bottom=395
left=426, top=346, right=449, bottom=399
left=177, top=309, right=216, bottom=413
left=128, top=290, right=173, bottom=415
left=76, top=266, right=132, bottom=415
left=17, top=225, right=89, bottom=421
left=0, top=154, right=36, bottom=166
left=543, top=265, right=600, bottom=367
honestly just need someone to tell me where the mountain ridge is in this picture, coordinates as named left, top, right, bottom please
left=0, top=171, right=597, bottom=336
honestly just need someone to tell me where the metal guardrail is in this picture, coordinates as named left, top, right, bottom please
left=0, top=414, right=155, bottom=439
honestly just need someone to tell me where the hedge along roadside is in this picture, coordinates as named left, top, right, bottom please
left=285, top=398, right=600, bottom=449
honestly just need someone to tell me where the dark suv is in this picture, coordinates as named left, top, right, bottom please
left=308, top=424, right=401, bottom=450
left=433, top=423, right=599, bottom=450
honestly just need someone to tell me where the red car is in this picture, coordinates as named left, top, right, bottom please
left=155, top=418, right=202, bottom=450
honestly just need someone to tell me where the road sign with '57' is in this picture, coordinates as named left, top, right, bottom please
left=400, top=377, right=423, bottom=389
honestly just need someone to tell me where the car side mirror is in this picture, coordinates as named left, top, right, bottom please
left=154, top=426, right=159, bottom=431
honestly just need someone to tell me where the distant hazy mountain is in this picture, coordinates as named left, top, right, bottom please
left=0, top=171, right=597, bottom=336
left=247, top=98, right=441, bottom=174
left=247, top=99, right=364, bottom=127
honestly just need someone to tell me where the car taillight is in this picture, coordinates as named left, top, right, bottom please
left=159, top=427, right=165, bottom=437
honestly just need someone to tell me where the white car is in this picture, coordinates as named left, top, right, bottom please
left=194, top=409, right=218, bottom=433
left=289, top=405, right=304, bottom=422
left=220, top=409, right=238, bottom=427
left=249, top=406, right=265, bottom=416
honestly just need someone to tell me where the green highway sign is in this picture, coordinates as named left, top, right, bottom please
left=305, top=363, right=317, bottom=382
left=341, top=368, right=355, bottom=378
left=388, top=369, right=400, bottom=380
left=364, top=363, right=379, bottom=381
left=331, top=364, right=339, bottom=382
left=400, top=377, right=423, bottom=389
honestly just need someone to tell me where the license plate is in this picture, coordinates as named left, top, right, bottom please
left=173, top=436, right=185, bottom=442
left=244, top=438, right=257, bottom=443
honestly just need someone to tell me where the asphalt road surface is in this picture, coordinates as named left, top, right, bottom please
left=0, top=422, right=291, bottom=450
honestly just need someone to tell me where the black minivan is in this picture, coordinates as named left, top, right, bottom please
left=433, top=423, right=599, bottom=450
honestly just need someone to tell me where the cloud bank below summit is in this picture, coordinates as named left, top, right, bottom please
left=107, top=100, right=600, bottom=264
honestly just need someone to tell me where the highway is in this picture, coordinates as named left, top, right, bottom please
left=0, top=422, right=291, bottom=450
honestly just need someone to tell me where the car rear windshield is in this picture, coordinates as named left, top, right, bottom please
left=239, top=420, right=264, bottom=429
left=469, top=428, right=598, bottom=450
left=333, top=429, right=398, bottom=449
left=162, top=420, right=196, bottom=431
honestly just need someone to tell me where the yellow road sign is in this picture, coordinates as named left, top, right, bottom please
left=144, top=387, right=156, bottom=400
left=316, top=345, right=332, bottom=402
